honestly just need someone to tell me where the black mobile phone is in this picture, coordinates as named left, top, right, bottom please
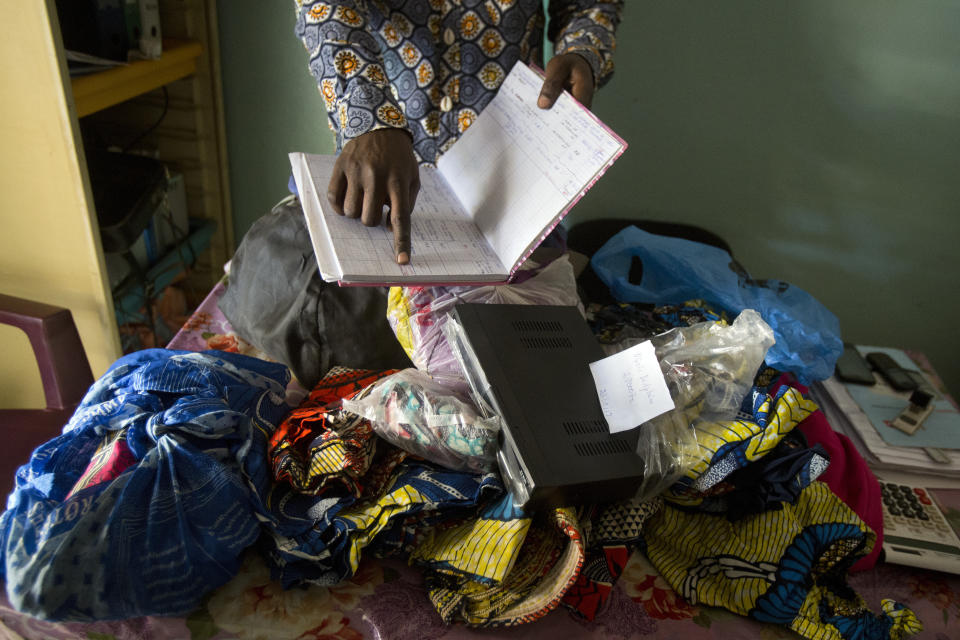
left=835, top=343, right=876, bottom=385
left=904, top=370, right=941, bottom=400
left=865, top=352, right=918, bottom=392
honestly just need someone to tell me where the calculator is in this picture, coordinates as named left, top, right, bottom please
left=880, top=481, right=960, bottom=574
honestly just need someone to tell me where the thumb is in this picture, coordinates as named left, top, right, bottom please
left=538, top=61, right=566, bottom=109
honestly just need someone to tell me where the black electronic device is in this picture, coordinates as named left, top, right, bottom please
left=86, top=149, right=168, bottom=254
left=56, top=0, right=130, bottom=62
left=448, top=303, right=645, bottom=509
left=835, top=343, right=876, bottom=385
left=866, top=352, right=918, bottom=392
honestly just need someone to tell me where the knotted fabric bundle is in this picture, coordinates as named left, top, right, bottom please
left=0, top=349, right=291, bottom=621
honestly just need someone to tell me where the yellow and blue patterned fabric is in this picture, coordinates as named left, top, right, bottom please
left=641, top=481, right=922, bottom=640
left=422, top=503, right=585, bottom=626
left=264, top=458, right=502, bottom=588
left=687, top=429, right=831, bottom=521
left=414, top=494, right=662, bottom=626
left=294, top=0, right=623, bottom=163
left=411, top=492, right=531, bottom=584
left=0, top=350, right=292, bottom=621
left=666, top=384, right=821, bottom=507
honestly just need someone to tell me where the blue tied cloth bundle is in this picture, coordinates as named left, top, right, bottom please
left=0, top=349, right=291, bottom=621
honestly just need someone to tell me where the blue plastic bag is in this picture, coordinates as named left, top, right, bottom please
left=590, top=226, right=842, bottom=382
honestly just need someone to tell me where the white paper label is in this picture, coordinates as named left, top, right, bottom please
left=588, top=341, right=676, bottom=434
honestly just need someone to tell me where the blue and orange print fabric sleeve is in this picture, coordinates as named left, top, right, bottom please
left=548, top=0, right=624, bottom=87
left=294, top=0, right=410, bottom=151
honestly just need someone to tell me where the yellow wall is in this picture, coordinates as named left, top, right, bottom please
left=0, top=2, right=120, bottom=408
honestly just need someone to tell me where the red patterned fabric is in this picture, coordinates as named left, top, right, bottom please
left=67, top=431, right=137, bottom=498
left=775, top=377, right=884, bottom=571
left=561, top=498, right=662, bottom=620
left=562, top=544, right=632, bottom=620
left=270, top=367, right=398, bottom=495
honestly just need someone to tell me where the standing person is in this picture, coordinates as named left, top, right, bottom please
left=218, top=2, right=623, bottom=388
left=294, top=0, right=624, bottom=264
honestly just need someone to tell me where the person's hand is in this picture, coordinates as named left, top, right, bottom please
left=327, top=128, right=420, bottom=265
left=537, top=53, right=595, bottom=110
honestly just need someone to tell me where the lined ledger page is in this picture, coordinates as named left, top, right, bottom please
left=437, top=63, right=625, bottom=271
left=295, top=154, right=506, bottom=283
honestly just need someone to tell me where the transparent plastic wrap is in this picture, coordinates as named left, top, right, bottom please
left=342, top=368, right=500, bottom=473
left=619, top=309, right=776, bottom=500
left=386, top=255, right=583, bottom=391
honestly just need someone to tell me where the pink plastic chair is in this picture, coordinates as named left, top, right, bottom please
left=0, top=294, right=94, bottom=498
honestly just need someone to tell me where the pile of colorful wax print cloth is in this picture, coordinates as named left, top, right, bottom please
left=416, top=496, right=663, bottom=626
left=641, top=482, right=921, bottom=640
left=792, top=378, right=885, bottom=571
left=587, top=301, right=881, bottom=540
left=269, top=367, right=399, bottom=496
left=0, top=349, right=292, bottom=621
left=262, top=367, right=503, bottom=588
left=264, top=366, right=665, bottom=626
left=587, top=300, right=918, bottom=639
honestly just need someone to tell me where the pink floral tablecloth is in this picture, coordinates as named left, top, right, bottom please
left=4, top=549, right=960, bottom=640
left=3, top=280, right=960, bottom=640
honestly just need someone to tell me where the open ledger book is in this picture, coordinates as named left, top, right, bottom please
left=290, top=62, right=627, bottom=286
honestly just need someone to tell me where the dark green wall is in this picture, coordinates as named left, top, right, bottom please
left=218, top=1, right=960, bottom=394
left=577, top=1, right=960, bottom=394
left=217, top=0, right=335, bottom=241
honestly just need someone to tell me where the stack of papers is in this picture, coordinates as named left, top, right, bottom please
left=65, top=50, right=128, bottom=76
left=811, top=346, right=960, bottom=484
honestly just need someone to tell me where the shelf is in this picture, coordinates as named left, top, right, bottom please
left=70, top=40, right=203, bottom=117
left=112, top=218, right=216, bottom=325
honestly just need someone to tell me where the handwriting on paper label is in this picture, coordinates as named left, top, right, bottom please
left=588, top=341, right=675, bottom=434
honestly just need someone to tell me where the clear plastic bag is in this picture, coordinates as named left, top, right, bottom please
left=342, top=369, right=500, bottom=473
left=386, top=255, right=583, bottom=391
left=605, top=309, right=776, bottom=500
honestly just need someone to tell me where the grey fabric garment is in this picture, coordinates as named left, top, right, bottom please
left=218, top=197, right=411, bottom=388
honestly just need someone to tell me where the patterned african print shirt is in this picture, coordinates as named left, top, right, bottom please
left=294, top=0, right=623, bottom=164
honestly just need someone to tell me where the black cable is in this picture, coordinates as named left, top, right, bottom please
left=158, top=197, right=195, bottom=264
left=154, top=192, right=199, bottom=303
left=122, top=86, right=169, bottom=154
